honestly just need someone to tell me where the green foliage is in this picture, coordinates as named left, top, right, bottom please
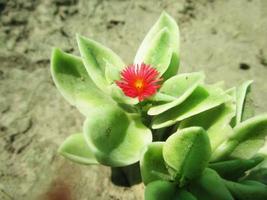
left=152, top=85, right=231, bottom=129
left=225, top=179, right=267, bottom=200
left=144, top=180, right=197, bottom=200
left=234, top=80, right=253, bottom=125
left=163, top=127, right=211, bottom=186
left=58, top=133, right=98, bottom=165
left=188, top=168, right=234, bottom=200
left=180, top=101, right=236, bottom=151
left=209, top=157, right=264, bottom=180
left=142, top=28, right=173, bottom=75
left=134, top=11, right=180, bottom=79
left=51, top=48, right=112, bottom=116
left=148, top=72, right=205, bottom=115
left=51, top=11, right=267, bottom=200
left=76, top=34, right=125, bottom=92
left=83, top=108, right=152, bottom=167
left=144, top=181, right=179, bottom=200
left=212, top=114, right=267, bottom=161
left=140, top=142, right=170, bottom=185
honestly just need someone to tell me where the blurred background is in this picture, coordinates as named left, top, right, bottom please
left=0, top=0, right=267, bottom=199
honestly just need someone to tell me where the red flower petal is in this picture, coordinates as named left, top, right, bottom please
left=116, top=63, right=162, bottom=101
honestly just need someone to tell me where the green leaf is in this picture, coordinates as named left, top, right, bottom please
left=209, top=157, right=264, bottom=180
left=146, top=184, right=197, bottom=200
left=140, top=142, right=170, bottom=185
left=232, top=80, right=253, bottom=126
left=134, top=12, right=180, bottom=78
left=235, top=143, right=267, bottom=183
left=211, top=114, right=267, bottom=161
left=224, top=179, right=267, bottom=200
left=51, top=48, right=112, bottom=116
left=148, top=72, right=205, bottom=116
left=160, top=72, right=205, bottom=96
left=176, top=190, right=197, bottom=200
left=104, top=61, right=122, bottom=84
left=163, top=127, right=211, bottom=186
left=58, top=133, right=98, bottom=165
left=77, top=34, right=125, bottom=92
left=83, top=105, right=152, bottom=167
left=152, top=85, right=230, bottom=129
left=243, top=137, right=267, bottom=181
left=230, top=132, right=267, bottom=160
left=245, top=167, right=267, bottom=185
left=150, top=92, right=177, bottom=102
left=189, top=168, right=234, bottom=200
left=257, top=139, right=267, bottom=156
left=144, top=181, right=178, bottom=200
left=179, top=100, right=236, bottom=151
left=142, top=28, right=173, bottom=75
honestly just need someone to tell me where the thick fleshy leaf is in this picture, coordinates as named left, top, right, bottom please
left=104, top=61, right=122, bottom=84
left=211, top=114, right=267, bottom=161
left=230, top=133, right=267, bottom=160
left=245, top=143, right=267, bottom=184
left=148, top=72, right=205, bottom=115
left=242, top=135, right=267, bottom=183
left=253, top=144, right=267, bottom=182
left=179, top=99, right=236, bottom=151
left=142, top=28, right=173, bottom=75
left=77, top=34, right=125, bottom=91
left=245, top=165, right=267, bottom=185
left=241, top=95, right=255, bottom=124
left=134, top=12, right=180, bottom=78
left=58, top=133, right=98, bottom=165
left=145, top=181, right=176, bottom=200
left=232, top=80, right=253, bottom=126
left=145, top=181, right=182, bottom=200
left=176, top=190, right=197, bottom=200
left=145, top=181, right=197, bottom=200
left=257, top=140, right=267, bottom=156
left=150, top=92, right=177, bottom=102
left=178, top=87, right=235, bottom=130
left=163, top=127, right=211, bottom=186
left=51, top=48, right=111, bottom=116
left=152, top=85, right=230, bottom=129
left=140, top=142, right=170, bottom=185
left=159, top=72, right=205, bottom=96
left=209, top=157, right=264, bottom=180
left=224, top=179, right=267, bottom=200
left=83, top=105, right=152, bottom=167
left=189, top=168, right=234, bottom=200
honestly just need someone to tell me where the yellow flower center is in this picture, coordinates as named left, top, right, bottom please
left=135, top=79, right=144, bottom=90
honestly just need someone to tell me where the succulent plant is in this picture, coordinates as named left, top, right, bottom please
left=51, top=11, right=267, bottom=200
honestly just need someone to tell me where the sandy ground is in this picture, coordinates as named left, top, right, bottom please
left=0, top=0, right=267, bottom=199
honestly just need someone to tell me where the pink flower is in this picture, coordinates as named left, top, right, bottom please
left=116, top=63, right=162, bottom=101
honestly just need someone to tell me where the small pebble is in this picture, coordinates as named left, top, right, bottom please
left=239, top=63, right=250, bottom=70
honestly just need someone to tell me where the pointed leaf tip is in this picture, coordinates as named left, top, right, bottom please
left=134, top=12, right=180, bottom=78
left=77, top=34, right=125, bottom=92
left=50, top=47, right=111, bottom=116
left=58, top=133, right=98, bottom=165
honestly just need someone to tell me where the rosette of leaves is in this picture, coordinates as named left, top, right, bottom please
left=51, top=10, right=267, bottom=200
left=51, top=48, right=152, bottom=167
left=51, top=12, right=183, bottom=167
left=141, top=80, right=267, bottom=199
